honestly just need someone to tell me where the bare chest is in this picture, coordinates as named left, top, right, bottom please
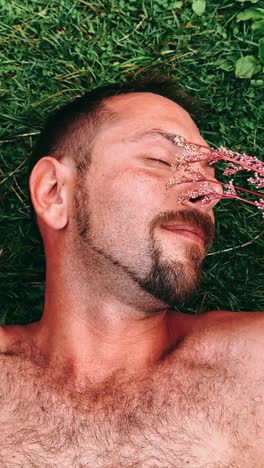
left=0, top=343, right=264, bottom=468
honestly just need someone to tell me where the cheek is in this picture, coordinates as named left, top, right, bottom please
left=127, top=178, right=170, bottom=227
left=87, top=171, right=158, bottom=257
left=96, top=165, right=163, bottom=204
left=89, top=167, right=167, bottom=228
left=119, top=169, right=167, bottom=204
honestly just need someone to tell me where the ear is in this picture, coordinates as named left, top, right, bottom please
left=29, top=157, right=69, bottom=230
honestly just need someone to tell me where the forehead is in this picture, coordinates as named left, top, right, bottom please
left=101, top=92, right=203, bottom=144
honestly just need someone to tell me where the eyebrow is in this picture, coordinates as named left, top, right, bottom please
left=130, top=128, right=178, bottom=145
left=130, top=128, right=214, bottom=169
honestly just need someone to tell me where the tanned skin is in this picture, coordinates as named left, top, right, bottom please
left=0, top=92, right=263, bottom=467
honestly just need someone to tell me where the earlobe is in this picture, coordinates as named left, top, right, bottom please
left=29, top=157, right=68, bottom=230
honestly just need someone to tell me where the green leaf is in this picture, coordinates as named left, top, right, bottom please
left=250, top=79, right=264, bottom=86
left=218, top=60, right=234, bottom=72
left=192, top=0, right=206, bottom=16
left=173, top=1, right=183, bottom=7
left=235, top=55, right=258, bottom=78
left=259, top=37, right=264, bottom=64
left=236, top=0, right=260, bottom=3
left=215, top=57, right=236, bottom=71
left=252, top=19, right=264, bottom=32
left=236, top=7, right=264, bottom=21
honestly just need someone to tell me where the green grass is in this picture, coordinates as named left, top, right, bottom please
left=0, top=0, right=263, bottom=325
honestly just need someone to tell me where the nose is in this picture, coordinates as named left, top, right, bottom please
left=179, top=165, right=224, bottom=211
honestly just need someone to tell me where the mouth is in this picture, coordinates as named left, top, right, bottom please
left=161, top=225, right=206, bottom=246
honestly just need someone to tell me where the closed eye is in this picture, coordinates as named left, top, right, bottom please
left=148, top=158, right=171, bottom=167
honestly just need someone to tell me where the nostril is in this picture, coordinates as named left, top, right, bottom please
left=190, top=196, right=205, bottom=202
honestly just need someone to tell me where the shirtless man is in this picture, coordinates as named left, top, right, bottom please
left=1, top=77, right=263, bottom=467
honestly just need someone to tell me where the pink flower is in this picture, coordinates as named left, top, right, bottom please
left=165, top=135, right=264, bottom=218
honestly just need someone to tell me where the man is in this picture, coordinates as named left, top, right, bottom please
left=1, top=77, right=263, bottom=467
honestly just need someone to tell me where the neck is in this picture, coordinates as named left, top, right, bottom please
left=27, top=250, right=198, bottom=384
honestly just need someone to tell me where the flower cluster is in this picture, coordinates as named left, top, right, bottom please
left=165, top=135, right=264, bottom=218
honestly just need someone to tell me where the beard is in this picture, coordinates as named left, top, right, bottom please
left=134, top=241, right=205, bottom=308
left=72, top=177, right=212, bottom=312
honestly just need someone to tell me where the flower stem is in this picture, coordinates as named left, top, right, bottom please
left=169, top=176, right=263, bottom=199
left=205, top=178, right=263, bottom=198
left=219, top=194, right=258, bottom=208
left=176, top=143, right=264, bottom=175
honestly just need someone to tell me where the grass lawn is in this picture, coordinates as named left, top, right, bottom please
left=0, top=0, right=263, bottom=325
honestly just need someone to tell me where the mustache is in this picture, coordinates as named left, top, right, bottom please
left=155, top=209, right=215, bottom=248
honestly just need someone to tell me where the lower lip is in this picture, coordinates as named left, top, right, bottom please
left=163, top=228, right=204, bottom=246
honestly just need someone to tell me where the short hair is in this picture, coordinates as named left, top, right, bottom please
left=27, top=74, right=206, bottom=235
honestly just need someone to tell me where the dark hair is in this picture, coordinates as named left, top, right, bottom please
left=27, top=74, right=206, bottom=234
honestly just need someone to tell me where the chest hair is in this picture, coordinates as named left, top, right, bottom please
left=0, top=331, right=263, bottom=468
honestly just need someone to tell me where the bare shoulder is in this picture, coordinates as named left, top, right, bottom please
left=201, top=309, right=264, bottom=335
left=198, top=309, right=264, bottom=341
left=0, top=324, right=28, bottom=354
left=197, top=310, right=264, bottom=373
left=0, top=325, right=10, bottom=351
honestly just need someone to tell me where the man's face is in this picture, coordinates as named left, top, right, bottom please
left=72, top=92, right=217, bottom=311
